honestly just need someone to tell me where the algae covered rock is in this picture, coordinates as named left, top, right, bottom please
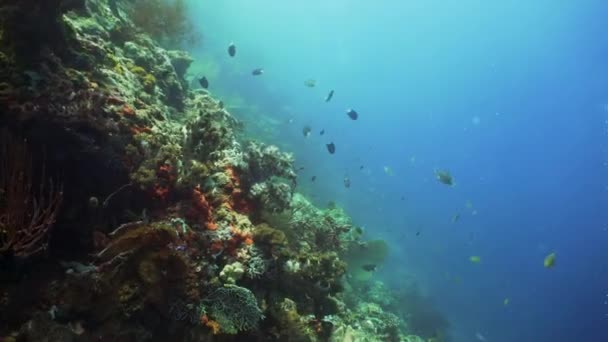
left=168, top=49, right=194, bottom=79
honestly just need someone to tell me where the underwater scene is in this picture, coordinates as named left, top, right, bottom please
left=1, top=0, right=607, bottom=341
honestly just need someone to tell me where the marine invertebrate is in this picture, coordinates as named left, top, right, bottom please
left=0, top=130, right=63, bottom=260
left=219, top=261, right=244, bottom=284
left=244, top=247, right=268, bottom=279
left=249, top=180, right=293, bottom=213
left=203, top=285, right=264, bottom=334
left=243, top=141, right=296, bottom=184
left=191, top=184, right=214, bottom=229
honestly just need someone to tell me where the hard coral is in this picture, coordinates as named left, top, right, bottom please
left=203, top=285, right=264, bottom=335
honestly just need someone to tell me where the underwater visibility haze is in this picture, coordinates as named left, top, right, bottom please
left=0, top=0, right=607, bottom=341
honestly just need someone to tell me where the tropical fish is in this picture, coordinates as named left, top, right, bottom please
left=325, top=90, right=334, bottom=102
left=198, top=76, right=209, bottom=89
left=544, top=252, right=556, bottom=268
left=475, top=332, right=487, bottom=342
left=344, top=176, right=351, bottom=188
left=346, top=108, right=358, bottom=120
left=361, top=264, right=377, bottom=272
left=304, top=79, right=316, bottom=87
left=326, top=142, right=335, bottom=154
left=503, top=298, right=510, bottom=306
left=383, top=166, right=393, bottom=176
left=435, top=169, right=454, bottom=186
left=303, top=126, right=312, bottom=137
left=320, top=129, right=325, bottom=135
left=469, top=256, right=482, bottom=263
left=452, top=213, right=460, bottom=223
left=228, top=42, right=236, bottom=57
left=252, top=68, right=264, bottom=75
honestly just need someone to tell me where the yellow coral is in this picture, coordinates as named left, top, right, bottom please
left=206, top=320, right=221, bottom=334
left=130, top=65, right=147, bottom=77
left=142, top=73, right=156, bottom=92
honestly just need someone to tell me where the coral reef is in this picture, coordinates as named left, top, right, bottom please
left=0, top=0, right=430, bottom=341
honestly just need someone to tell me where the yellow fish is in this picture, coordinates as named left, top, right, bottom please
left=544, top=252, right=556, bottom=268
left=469, top=256, right=481, bottom=263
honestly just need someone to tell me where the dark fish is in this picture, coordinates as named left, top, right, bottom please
left=344, top=176, right=351, bottom=188
left=325, top=90, right=334, bottom=102
left=361, top=264, right=377, bottom=272
left=218, top=101, right=224, bottom=109
left=304, top=79, right=316, bottom=87
left=228, top=42, right=236, bottom=57
left=311, top=176, right=316, bottom=182
left=346, top=108, right=358, bottom=120
left=252, top=68, right=264, bottom=76
left=320, top=129, right=325, bottom=135
left=296, top=166, right=305, bottom=172
left=359, top=165, right=364, bottom=170
left=199, top=76, right=209, bottom=89
left=435, top=169, right=454, bottom=186
left=401, top=196, right=405, bottom=200
left=326, top=142, right=335, bottom=154
left=303, top=126, right=312, bottom=137
left=415, top=231, right=421, bottom=236
left=452, top=213, right=460, bottom=223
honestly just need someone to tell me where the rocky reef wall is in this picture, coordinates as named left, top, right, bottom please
left=0, top=1, right=433, bottom=341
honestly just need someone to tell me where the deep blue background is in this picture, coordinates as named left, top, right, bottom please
left=185, top=1, right=608, bottom=340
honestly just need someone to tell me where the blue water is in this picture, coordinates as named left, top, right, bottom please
left=185, top=1, right=608, bottom=341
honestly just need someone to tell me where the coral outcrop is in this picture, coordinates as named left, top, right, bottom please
left=0, top=0, right=430, bottom=341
